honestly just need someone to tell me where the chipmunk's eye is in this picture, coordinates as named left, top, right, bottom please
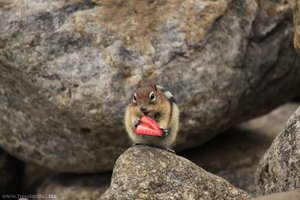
left=133, top=93, right=137, bottom=103
left=149, top=92, right=156, bottom=102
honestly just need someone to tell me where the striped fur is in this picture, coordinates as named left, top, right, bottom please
left=125, top=84, right=179, bottom=149
left=157, top=85, right=177, bottom=104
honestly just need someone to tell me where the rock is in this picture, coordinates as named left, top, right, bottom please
left=238, top=103, right=300, bottom=139
left=181, top=129, right=267, bottom=195
left=255, top=106, right=300, bottom=195
left=294, top=0, right=300, bottom=53
left=27, top=104, right=298, bottom=198
left=1, top=0, right=300, bottom=173
left=181, top=103, right=299, bottom=195
left=36, top=173, right=110, bottom=200
left=0, top=148, right=24, bottom=194
left=101, top=146, right=251, bottom=200
left=252, top=189, right=300, bottom=200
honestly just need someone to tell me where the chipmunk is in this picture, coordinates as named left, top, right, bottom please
left=124, top=82, right=179, bottom=150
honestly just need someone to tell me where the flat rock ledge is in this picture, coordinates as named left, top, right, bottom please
left=101, top=146, right=251, bottom=200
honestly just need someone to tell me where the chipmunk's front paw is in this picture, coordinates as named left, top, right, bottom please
left=161, top=128, right=169, bottom=137
left=133, top=118, right=140, bottom=128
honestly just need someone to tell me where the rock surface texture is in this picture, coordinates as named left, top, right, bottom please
left=253, top=189, right=300, bottom=200
left=255, top=106, right=300, bottom=195
left=36, top=173, right=110, bottom=200
left=18, top=104, right=295, bottom=199
left=295, top=0, right=300, bottom=52
left=0, top=148, right=24, bottom=194
left=101, top=146, right=251, bottom=200
left=1, top=0, right=300, bottom=172
left=182, top=103, right=299, bottom=195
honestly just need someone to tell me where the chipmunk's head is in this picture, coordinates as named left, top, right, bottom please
left=130, top=82, right=165, bottom=116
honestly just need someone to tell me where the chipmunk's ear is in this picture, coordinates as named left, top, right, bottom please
left=152, top=84, right=157, bottom=91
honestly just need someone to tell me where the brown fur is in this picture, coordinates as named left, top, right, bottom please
left=124, top=83, right=179, bottom=149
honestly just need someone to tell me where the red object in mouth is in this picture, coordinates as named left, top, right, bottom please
left=134, top=116, right=163, bottom=137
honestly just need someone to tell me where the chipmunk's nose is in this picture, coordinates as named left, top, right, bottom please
left=140, top=107, right=149, bottom=115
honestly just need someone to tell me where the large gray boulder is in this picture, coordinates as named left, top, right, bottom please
left=101, top=146, right=252, bottom=200
left=0, top=0, right=300, bottom=172
left=255, top=106, right=300, bottom=195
